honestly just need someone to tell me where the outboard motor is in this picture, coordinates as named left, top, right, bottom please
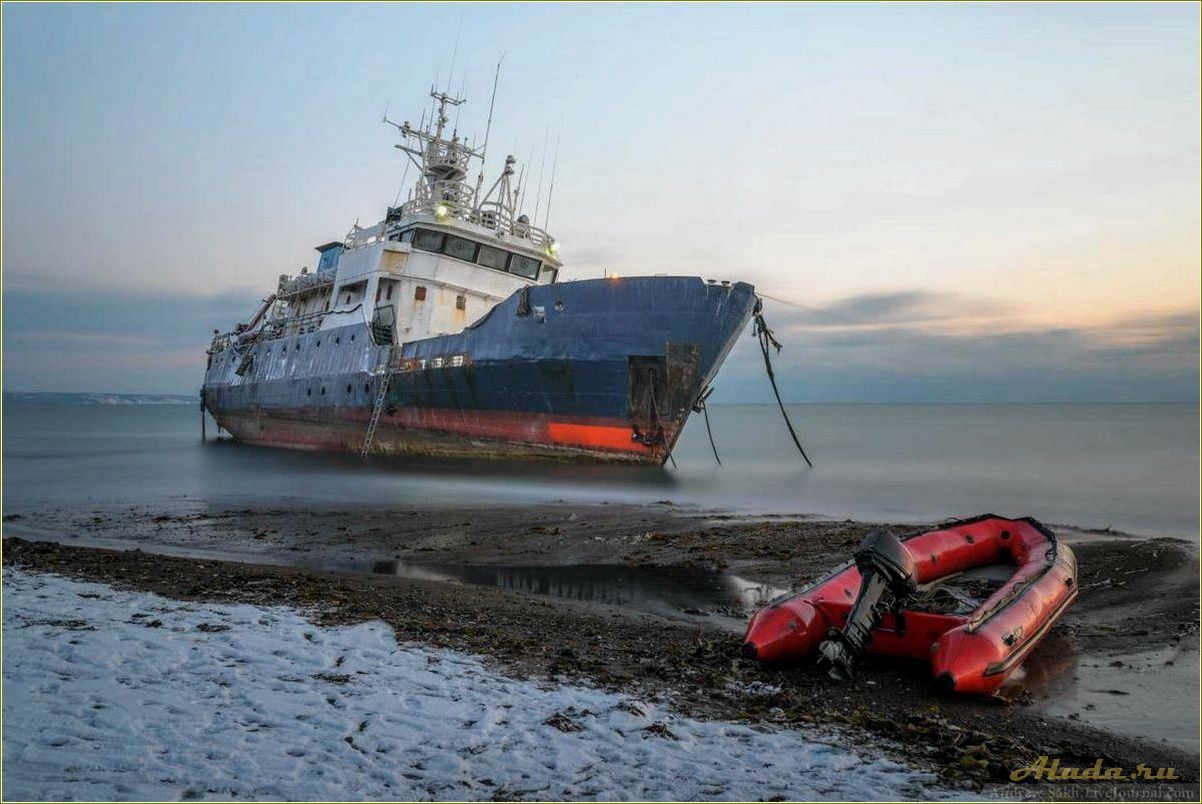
left=818, top=530, right=917, bottom=680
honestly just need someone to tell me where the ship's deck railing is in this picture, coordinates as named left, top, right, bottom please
left=209, top=300, right=372, bottom=353
left=389, top=197, right=554, bottom=249
left=424, top=141, right=472, bottom=176
left=208, top=332, right=233, bottom=354
left=277, top=272, right=334, bottom=299
left=345, top=221, right=387, bottom=249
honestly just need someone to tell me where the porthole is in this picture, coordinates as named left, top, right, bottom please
left=346, top=384, right=352, bottom=394
left=320, top=387, right=326, bottom=395
left=316, top=340, right=321, bottom=348
left=365, top=383, right=371, bottom=394
left=350, top=334, right=356, bottom=342
left=306, top=388, right=312, bottom=396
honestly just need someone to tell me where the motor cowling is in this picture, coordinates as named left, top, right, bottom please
left=819, top=530, right=918, bottom=679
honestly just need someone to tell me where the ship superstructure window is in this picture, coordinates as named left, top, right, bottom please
left=408, top=227, right=550, bottom=282
left=413, top=229, right=445, bottom=253
left=456, top=295, right=466, bottom=310
left=477, top=244, right=509, bottom=271
left=415, top=286, right=427, bottom=301
left=510, top=255, right=542, bottom=280
left=444, top=235, right=478, bottom=262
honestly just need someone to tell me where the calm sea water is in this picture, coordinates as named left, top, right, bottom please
left=2, top=403, right=1197, bottom=538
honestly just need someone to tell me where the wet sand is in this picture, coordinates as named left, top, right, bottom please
left=3, top=502, right=1199, bottom=798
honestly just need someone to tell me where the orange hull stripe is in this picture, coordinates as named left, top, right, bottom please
left=546, top=422, right=648, bottom=452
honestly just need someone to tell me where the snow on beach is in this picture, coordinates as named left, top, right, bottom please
left=2, top=567, right=942, bottom=801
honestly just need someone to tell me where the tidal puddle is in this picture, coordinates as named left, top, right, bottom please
left=6, top=526, right=786, bottom=632
left=1021, top=634, right=1200, bottom=753
left=365, top=560, right=788, bottom=630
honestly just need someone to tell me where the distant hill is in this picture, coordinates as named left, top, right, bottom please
left=3, top=392, right=195, bottom=406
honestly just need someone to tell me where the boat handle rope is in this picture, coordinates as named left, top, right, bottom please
left=753, top=299, right=814, bottom=468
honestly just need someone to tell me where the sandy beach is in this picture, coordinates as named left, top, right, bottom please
left=4, top=502, right=1198, bottom=799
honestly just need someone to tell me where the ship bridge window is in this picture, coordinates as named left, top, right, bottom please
left=510, top=254, right=542, bottom=280
left=413, top=229, right=445, bottom=253
left=412, top=226, right=542, bottom=280
left=444, top=235, right=478, bottom=262
left=477, top=244, right=510, bottom=272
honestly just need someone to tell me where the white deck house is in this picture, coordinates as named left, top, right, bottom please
left=258, top=89, right=563, bottom=350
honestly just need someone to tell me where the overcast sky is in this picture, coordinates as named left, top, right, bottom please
left=3, top=2, right=1198, bottom=400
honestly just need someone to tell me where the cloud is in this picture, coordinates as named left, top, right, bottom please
left=712, top=291, right=1199, bottom=403
left=758, top=289, right=1031, bottom=341
left=2, top=287, right=261, bottom=393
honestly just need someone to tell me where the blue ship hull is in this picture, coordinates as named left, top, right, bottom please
left=204, top=276, right=757, bottom=464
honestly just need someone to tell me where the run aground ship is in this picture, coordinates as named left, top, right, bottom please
left=202, top=89, right=759, bottom=464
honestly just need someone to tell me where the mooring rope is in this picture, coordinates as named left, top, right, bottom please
left=753, top=300, right=814, bottom=468
left=693, top=386, right=721, bottom=465
left=702, top=402, right=720, bottom=465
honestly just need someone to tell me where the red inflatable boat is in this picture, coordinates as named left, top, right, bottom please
left=742, top=515, right=1077, bottom=695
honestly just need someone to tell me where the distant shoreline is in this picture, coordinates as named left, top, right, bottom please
left=2, top=392, right=195, bottom=406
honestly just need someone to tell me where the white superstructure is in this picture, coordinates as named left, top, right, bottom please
left=257, top=88, right=563, bottom=349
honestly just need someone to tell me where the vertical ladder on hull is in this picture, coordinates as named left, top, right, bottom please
left=360, top=350, right=394, bottom=457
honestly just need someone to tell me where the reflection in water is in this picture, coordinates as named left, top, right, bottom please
left=368, top=561, right=789, bottom=631
left=8, top=524, right=786, bottom=633
left=1013, top=631, right=1080, bottom=690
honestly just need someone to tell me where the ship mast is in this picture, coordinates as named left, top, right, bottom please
left=381, top=87, right=557, bottom=253
left=387, top=89, right=480, bottom=208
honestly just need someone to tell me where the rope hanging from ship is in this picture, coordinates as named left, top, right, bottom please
left=692, top=386, right=721, bottom=465
left=752, top=299, right=814, bottom=468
